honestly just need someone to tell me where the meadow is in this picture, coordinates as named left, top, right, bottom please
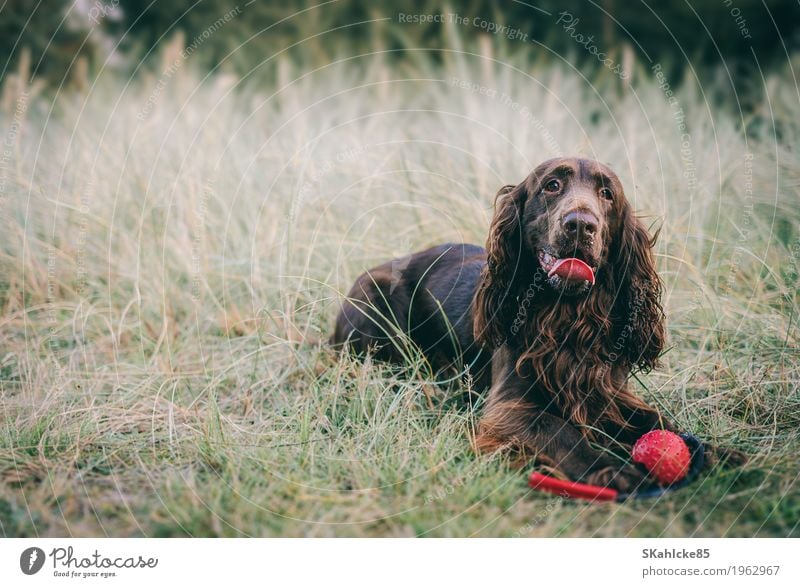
left=1, top=40, right=798, bottom=537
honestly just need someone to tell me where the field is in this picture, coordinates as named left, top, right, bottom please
left=1, top=44, right=798, bottom=537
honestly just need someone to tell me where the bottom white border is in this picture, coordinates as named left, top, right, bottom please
left=1, top=538, right=797, bottom=586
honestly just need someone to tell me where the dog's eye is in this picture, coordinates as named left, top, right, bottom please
left=544, top=179, right=561, bottom=193
left=599, top=187, right=613, bottom=200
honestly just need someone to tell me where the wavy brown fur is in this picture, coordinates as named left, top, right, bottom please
left=334, top=157, right=685, bottom=491
left=473, top=158, right=666, bottom=443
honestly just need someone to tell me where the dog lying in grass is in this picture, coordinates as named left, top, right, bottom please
left=332, top=157, right=743, bottom=491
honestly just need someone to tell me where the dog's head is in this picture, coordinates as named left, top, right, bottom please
left=522, top=157, right=622, bottom=294
left=474, top=157, right=665, bottom=370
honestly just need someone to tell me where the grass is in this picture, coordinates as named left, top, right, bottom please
left=0, top=40, right=798, bottom=537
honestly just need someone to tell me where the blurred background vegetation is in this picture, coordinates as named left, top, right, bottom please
left=1, top=0, right=798, bottom=538
left=2, top=0, right=798, bottom=104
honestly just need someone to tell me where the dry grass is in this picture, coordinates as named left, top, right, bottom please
left=0, top=45, right=798, bottom=536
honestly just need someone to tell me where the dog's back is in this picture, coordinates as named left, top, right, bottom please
left=331, top=243, right=488, bottom=380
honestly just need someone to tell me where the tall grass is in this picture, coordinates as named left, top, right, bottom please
left=0, top=40, right=798, bottom=536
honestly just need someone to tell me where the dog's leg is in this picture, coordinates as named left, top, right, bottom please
left=332, top=264, right=411, bottom=362
left=612, top=390, right=747, bottom=467
left=616, top=391, right=747, bottom=467
left=475, top=397, right=648, bottom=493
left=609, top=391, right=675, bottom=446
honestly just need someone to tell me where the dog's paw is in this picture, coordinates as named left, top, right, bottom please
left=704, top=444, right=748, bottom=468
left=583, top=464, right=649, bottom=494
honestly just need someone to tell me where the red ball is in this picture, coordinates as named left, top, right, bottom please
left=632, top=430, right=691, bottom=485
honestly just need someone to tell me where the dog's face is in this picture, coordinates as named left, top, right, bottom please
left=521, top=157, right=626, bottom=295
left=475, top=156, right=665, bottom=368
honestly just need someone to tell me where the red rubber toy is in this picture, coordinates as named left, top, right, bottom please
left=528, top=472, right=619, bottom=502
left=632, top=430, right=691, bottom=485
left=528, top=433, right=703, bottom=502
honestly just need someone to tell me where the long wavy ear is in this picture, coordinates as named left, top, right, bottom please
left=614, top=203, right=666, bottom=371
left=473, top=182, right=528, bottom=348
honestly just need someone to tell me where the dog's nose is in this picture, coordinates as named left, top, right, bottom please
left=562, top=210, right=598, bottom=238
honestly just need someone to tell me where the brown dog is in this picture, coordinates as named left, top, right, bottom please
left=332, top=157, right=732, bottom=491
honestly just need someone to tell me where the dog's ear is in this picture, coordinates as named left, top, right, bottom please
left=613, top=203, right=666, bottom=371
left=473, top=182, right=528, bottom=348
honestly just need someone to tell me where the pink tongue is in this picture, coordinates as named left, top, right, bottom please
left=549, top=258, right=595, bottom=285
